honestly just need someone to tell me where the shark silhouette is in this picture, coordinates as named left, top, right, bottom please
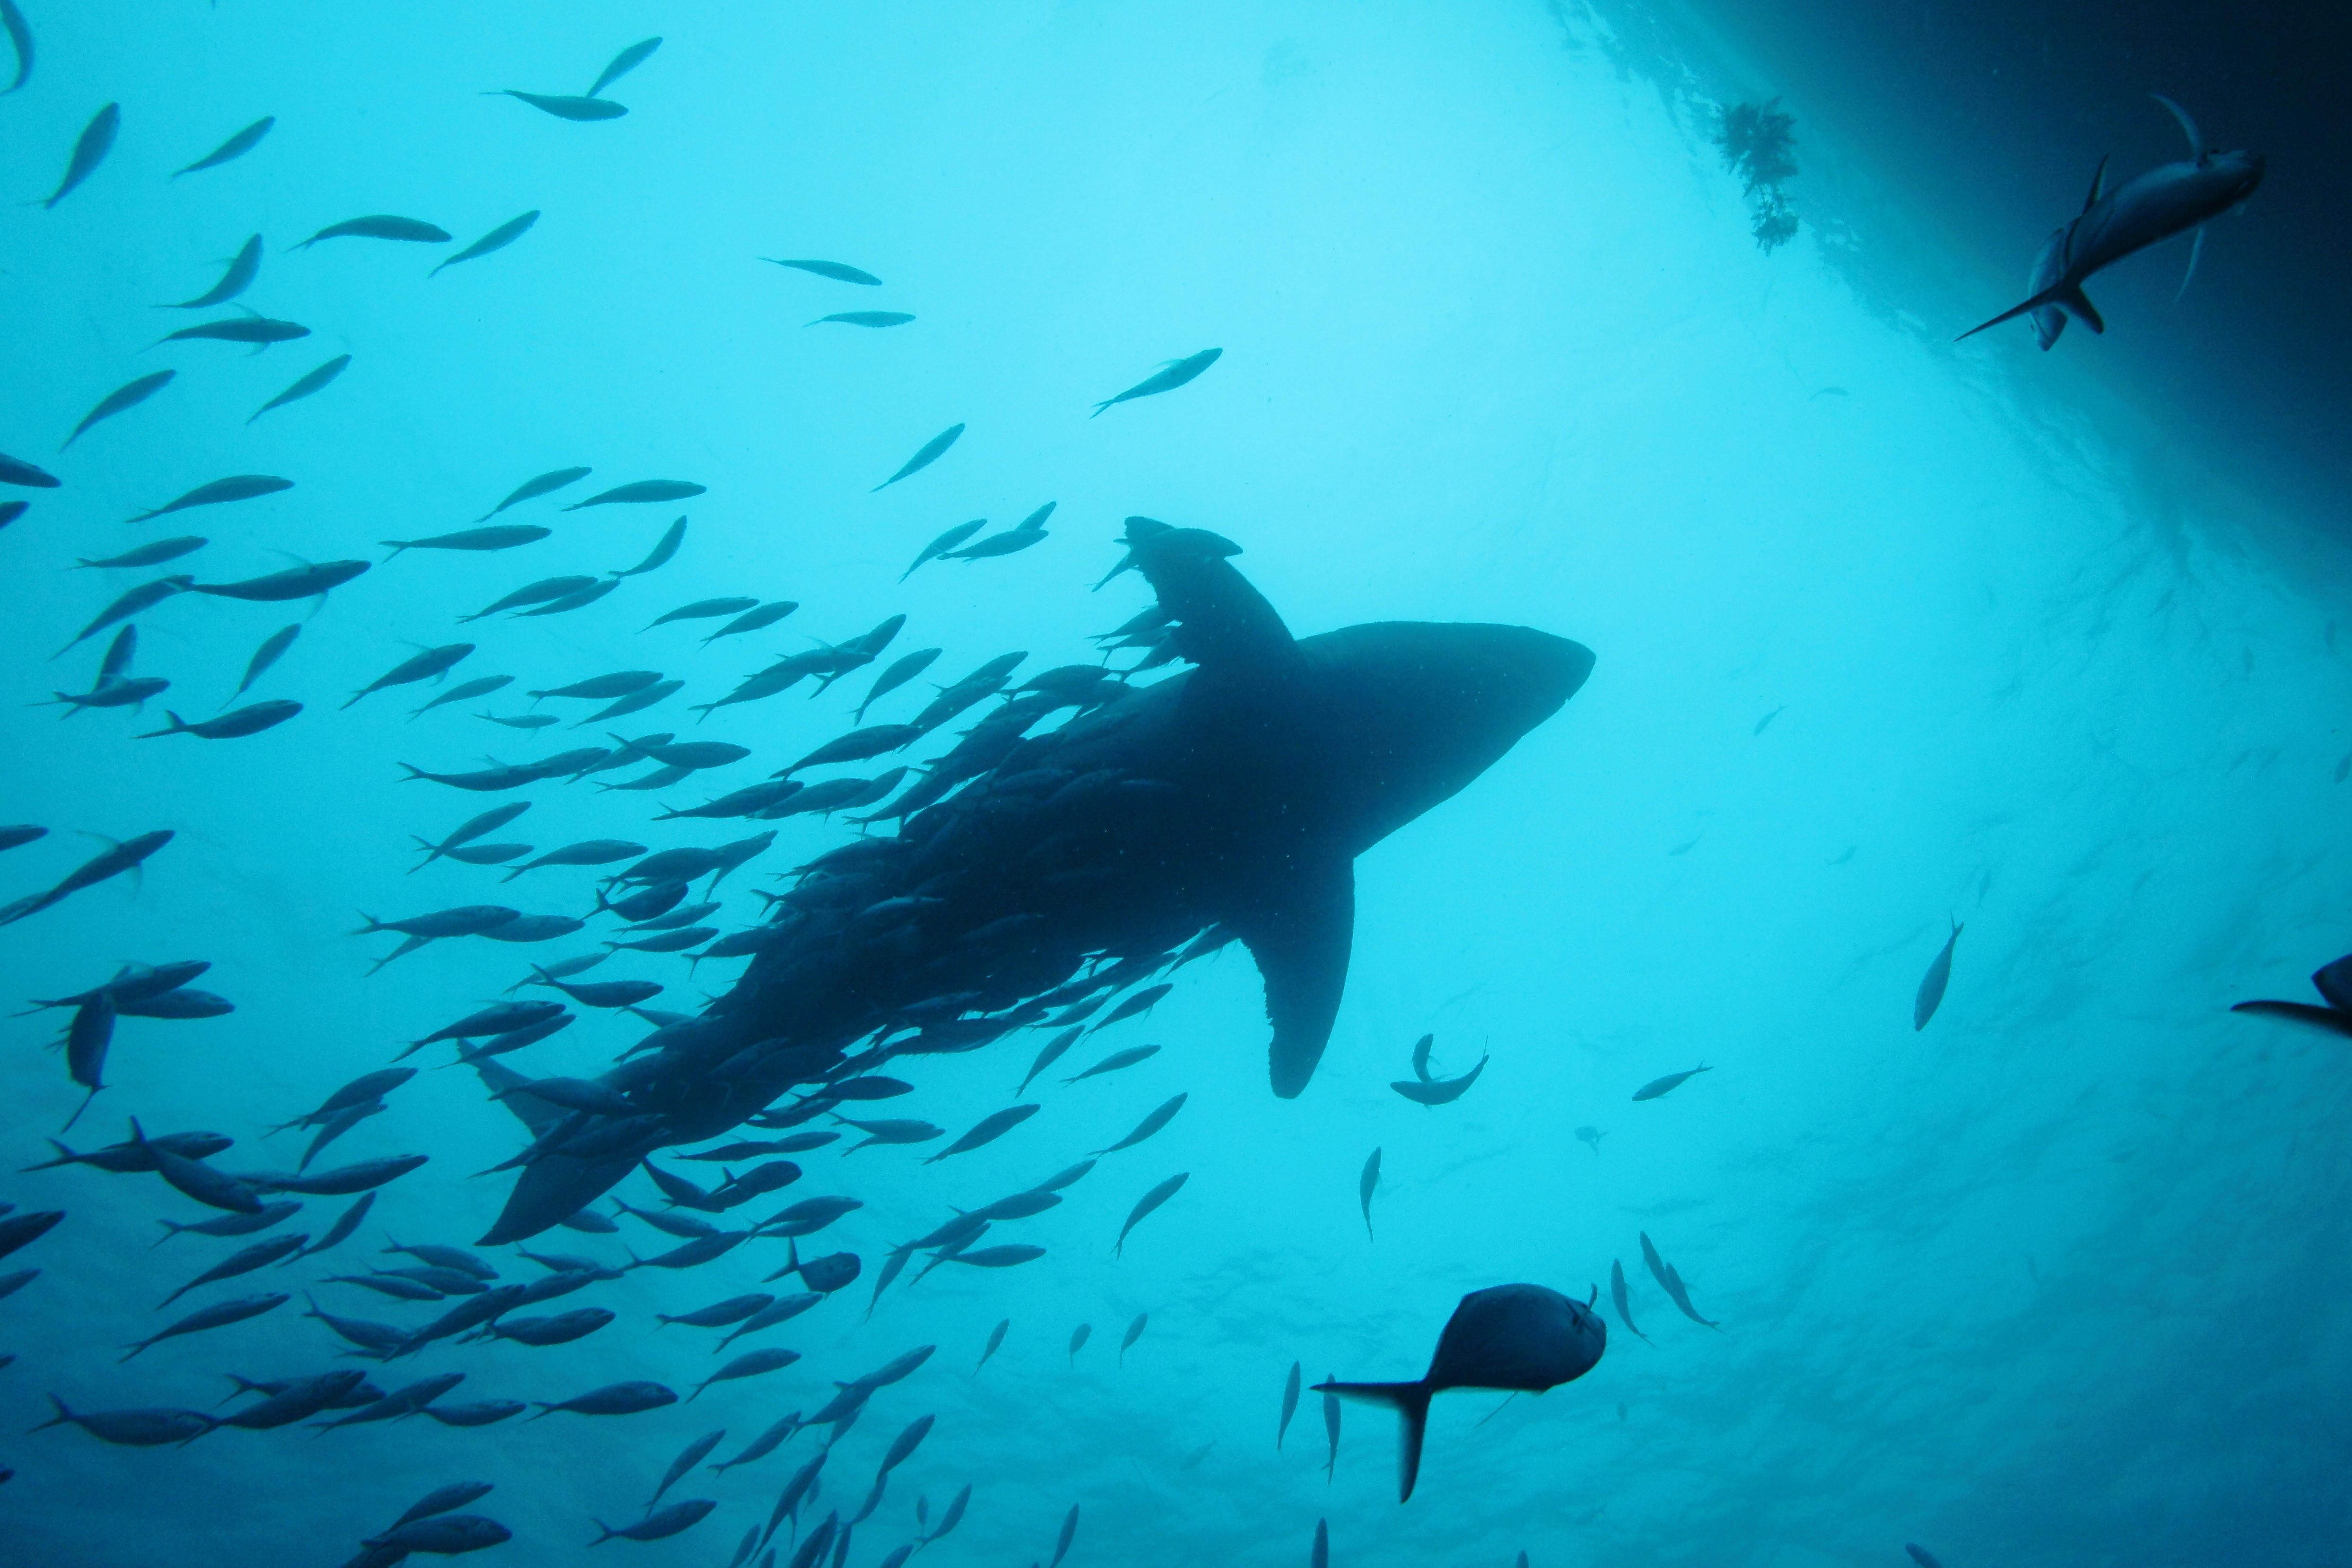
left=479, top=523, right=1592, bottom=1241
left=1960, top=95, right=2263, bottom=346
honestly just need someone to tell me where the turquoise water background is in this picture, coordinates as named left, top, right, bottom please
left=4, top=3, right=2349, bottom=1564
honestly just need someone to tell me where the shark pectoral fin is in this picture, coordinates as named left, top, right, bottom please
left=2174, top=225, right=2205, bottom=305
left=1231, top=858, right=1355, bottom=1098
left=2064, top=284, right=2105, bottom=333
left=1128, top=528, right=1301, bottom=671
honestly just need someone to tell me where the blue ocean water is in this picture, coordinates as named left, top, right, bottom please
left=4, top=3, right=2349, bottom=1566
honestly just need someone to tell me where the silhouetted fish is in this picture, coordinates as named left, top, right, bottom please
left=383, top=524, right=548, bottom=560
left=1631, top=1065, right=1709, bottom=1101
left=128, top=474, right=292, bottom=523
left=1959, top=97, right=2263, bottom=345
left=765, top=258, right=881, bottom=285
left=565, top=479, right=705, bottom=510
left=249, top=354, right=350, bottom=424
left=1115, top=1172, right=1186, bottom=1256
left=1316, top=1284, right=1607, bottom=1500
left=589, top=36, right=662, bottom=97
left=62, top=371, right=174, bottom=449
left=433, top=210, right=540, bottom=278
left=1914, top=920, right=1960, bottom=1031
left=155, top=315, right=308, bottom=348
left=478, top=466, right=591, bottom=520
left=492, top=89, right=627, bottom=121
left=191, top=559, right=368, bottom=602
left=1091, top=347, right=1221, bottom=416
left=1609, top=1259, right=1649, bottom=1343
left=162, top=235, right=263, bottom=308
left=872, top=424, right=963, bottom=491
left=295, top=215, right=449, bottom=249
left=0, top=0, right=28, bottom=96
left=139, top=701, right=301, bottom=740
left=174, top=116, right=273, bottom=176
left=1638, top=1232, right=1719, bottom=1327
left=41, top=102, right=118, bottom=209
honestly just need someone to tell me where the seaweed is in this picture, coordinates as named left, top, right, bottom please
left=1715, top=98, right=1801, bottom=253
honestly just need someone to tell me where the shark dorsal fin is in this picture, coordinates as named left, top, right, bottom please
left=1128, top=528, right=1300, bottom=673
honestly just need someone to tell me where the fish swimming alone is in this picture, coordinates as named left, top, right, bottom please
left=478, top=523, right=1589, bottom=1240
left=1958, top=96, right=2264, bottom=346
left=1632, top=1064, right=1710, bottom=1101
left=1914, top=920, right=1961, bottom=1031
left=872, top=424, right=963, bottom=491
left=1316, top=1283, right=1606, bottom=1500
left=1091, top=347, right=1222, bottom=417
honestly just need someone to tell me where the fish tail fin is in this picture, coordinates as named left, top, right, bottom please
left=1315, top=1379, right=1432, bottom=1501
left=20, top=1136, right=80, bottom=1172
left=132, top=710, right=186, bottom=739
left=1958, top=279, right=2101, bottom=342
left=60, top=1084, right=100, bottom=1132
left=395, top=764, right=427, bottom=782
left=31, top=1394, right=75, bottom=1432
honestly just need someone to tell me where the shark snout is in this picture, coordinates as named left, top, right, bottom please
left=1508, top=627, right=1596, bottom=720
left=2213, top=148, right=2265, bottom=205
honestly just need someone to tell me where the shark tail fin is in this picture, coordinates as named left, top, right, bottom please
left=1317, top=1379, right=1432, bottom=1501
left=1958, top=281, right=2102, bottom=342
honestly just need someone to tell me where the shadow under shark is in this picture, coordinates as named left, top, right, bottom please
left=479, top=523, right=1593, bottom=1242
left=1959, top=94, right=2263, bottom=348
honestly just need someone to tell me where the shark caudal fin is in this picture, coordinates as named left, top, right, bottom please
left=1958, top=281, right=2103, bottom=342
left=1317, top=1379, right=1434, bottom=1501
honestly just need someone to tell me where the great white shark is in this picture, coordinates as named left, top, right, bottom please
left=479, top=523, right=1592, bottom=1241
left=1959, top=95, right=2263, bottom=347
